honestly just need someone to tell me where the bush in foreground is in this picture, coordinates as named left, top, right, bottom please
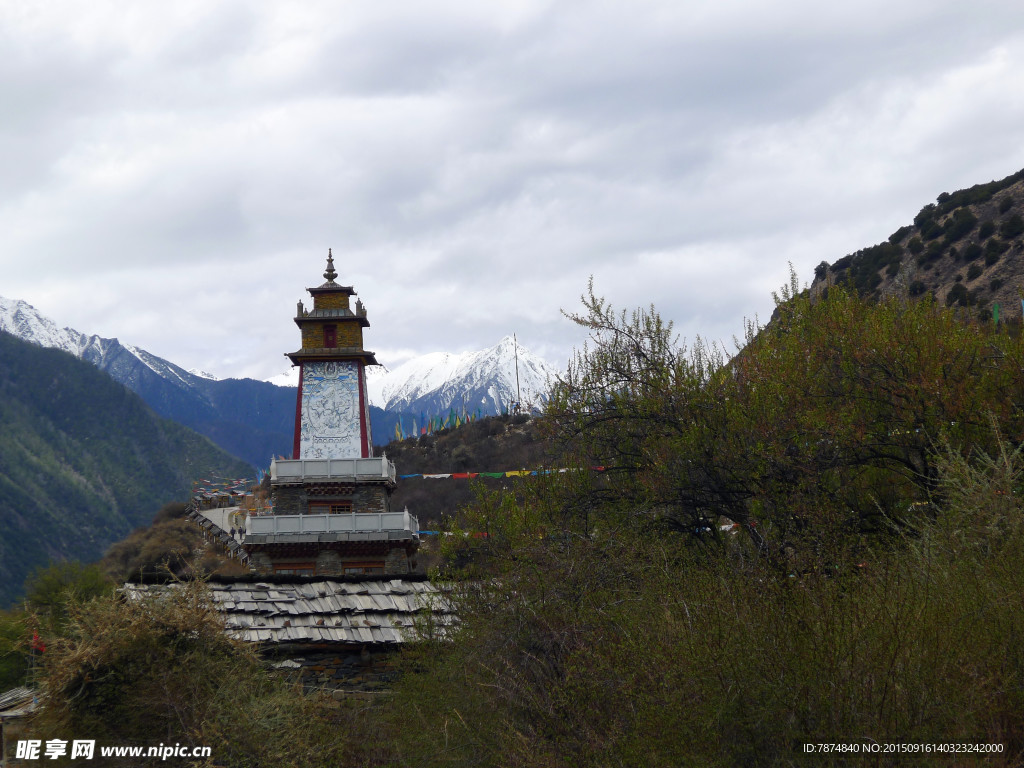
left=31, top=581, right=390, bottom=767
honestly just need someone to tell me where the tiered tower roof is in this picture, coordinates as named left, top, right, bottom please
left=287, top=249, right=378, bottom=367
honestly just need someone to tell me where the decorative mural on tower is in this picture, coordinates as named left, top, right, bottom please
left=299, top=360, right=362, bottom=458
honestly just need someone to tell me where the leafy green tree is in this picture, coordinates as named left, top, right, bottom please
left=0, top=609, right=32, bottom=690
left=24, top=561, right=112, bottom=629
left=389, top=278, right=1024, bottom=767
left=545, top=275, right=1024, bottom=570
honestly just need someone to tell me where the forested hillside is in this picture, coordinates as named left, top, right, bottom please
left=381, top=414, right=548, bottom=528
left=0, top=331, right=251, bottom=605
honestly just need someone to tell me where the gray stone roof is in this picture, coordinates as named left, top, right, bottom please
left=122, top=579, right=452, bottom=646
left=0, top=686, right=37, bottom=719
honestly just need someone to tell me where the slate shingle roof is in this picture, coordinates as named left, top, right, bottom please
left=122, top=579, right=452, bottom=645
left=0, top=686, right=37, bottom=719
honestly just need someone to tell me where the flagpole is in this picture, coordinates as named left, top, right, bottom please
left=513, top=333, right=521, bottom=414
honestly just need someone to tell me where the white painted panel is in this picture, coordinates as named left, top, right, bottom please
left=299, top=360, right=363, bottom=459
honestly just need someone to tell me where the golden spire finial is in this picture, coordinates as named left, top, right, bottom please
left=324, top=248, right=338, bottom=283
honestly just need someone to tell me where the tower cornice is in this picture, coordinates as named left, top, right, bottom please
left=285, top=348, right=379, bottom=366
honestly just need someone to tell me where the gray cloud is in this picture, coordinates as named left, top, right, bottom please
left=2, top=1, right=1024, bottom=380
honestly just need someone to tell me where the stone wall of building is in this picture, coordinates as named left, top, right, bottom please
left=268, top=646, right=401, bottom=694
left=273, top=485, right=306, bottom=516
left=313, top=293, right=351, bottom=311
left=248, top=551, right=273, bottom=574
left=384, top=548, right=411, bottom=575
left=352, top=485, right=389, bottom=514
left=315, top=550, right=342, bottom=575
left=300, top=322, right=362, bottom=350
left=272, top=484, right=390, bottom=516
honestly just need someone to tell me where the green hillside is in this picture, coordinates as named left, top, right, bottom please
left=0, top=331, right=251, bottom=605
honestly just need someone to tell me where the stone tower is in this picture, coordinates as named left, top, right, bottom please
left=289, top=248, right=376, bottom=460
left=243, top=251, right=419, bottom=577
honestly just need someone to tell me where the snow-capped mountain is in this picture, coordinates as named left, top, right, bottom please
left=0, top=296, right=200, bottom=387
left=0, top=296, right=560, bottom=458
left=367, top=336, right=558, bottom=417
left=0, top=295, right=295, bottom=467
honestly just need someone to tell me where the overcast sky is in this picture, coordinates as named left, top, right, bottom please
left=3, top=0, right=1024, bottom=381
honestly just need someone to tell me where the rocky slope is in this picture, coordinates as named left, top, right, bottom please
left=812, top=168, right=1024, bottom=319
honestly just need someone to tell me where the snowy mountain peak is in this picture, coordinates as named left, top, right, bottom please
left=367, top=337, right=559, bottom=416
left=0, top=294, right=199, bottom=394
left=0, top=296, right=88, bottom=356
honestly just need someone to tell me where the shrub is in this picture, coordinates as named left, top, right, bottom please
left=914, top=203, right=937, bottom=227
left=935, top=168, right=1024, bottom=215
left=963, top=242, right=983, bottom=262
left=832, top=255, right=853, bottom=271
left=999, top=194, right=1015, bottom=213
left=943, top=207, right=977, bottom=243
left=394, top=432, right=1024, bottom=767
left=920, top=219, right=944, bottom=241
left=907, top=236, right=924, bottom=255
left=889, top=225, right=912, bottom=244
left=967, top=264, right=983, bottom=281
left=32, top=583, right=387, bottom=767
left=814, top=261, right=829, bottom=281
left=947, top=283, right=970, bottom=306
left=908, top=280, right=926, bottom=296
left=1000, top=213, right=1024, bottom=239
left=984, top=238, right=1009, bottom=266
left=0, top=611, right=31, bottom=691
left=979, top=220, right=996, bottom=239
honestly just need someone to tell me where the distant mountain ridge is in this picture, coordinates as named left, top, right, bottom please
left=0, top=298, right=560, bottom=462
left=0, top=330, right=250, bottom=605
left=0, top=296, right=294, bottom=468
